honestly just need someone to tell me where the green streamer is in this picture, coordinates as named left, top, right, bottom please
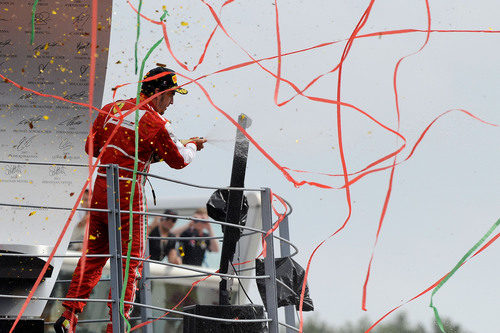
left=134, top=0, right=143, bottom=74
left=430, top=217, right=500, bottom=332
left=119, top=9, right=168, bottom=333
left=30, top=0, right=39, bottom=44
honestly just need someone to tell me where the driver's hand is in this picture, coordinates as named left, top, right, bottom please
left=189, top=137, right=207, bottom=151
left=181, top=137, right=207, bottom=151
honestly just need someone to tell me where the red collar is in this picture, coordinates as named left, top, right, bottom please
left=127, top=96, right=169, bottom=124
left=133, top=94, right=157, bottom=113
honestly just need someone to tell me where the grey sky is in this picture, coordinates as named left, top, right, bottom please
left=104, top=1, right=500, bottom=331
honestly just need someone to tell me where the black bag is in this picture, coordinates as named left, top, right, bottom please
left=255, top=256, right=314, bottom=311
left=206, top=189, right=249, bottom=226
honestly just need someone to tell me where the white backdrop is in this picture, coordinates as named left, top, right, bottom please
left=0, top=0, right=112, bottom=316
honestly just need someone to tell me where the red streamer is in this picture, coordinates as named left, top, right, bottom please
left=3, top=1, right=499, bottom=332
left=362, top=0, right=432, bottom=311
left=366, top=230, right=500, bottom=332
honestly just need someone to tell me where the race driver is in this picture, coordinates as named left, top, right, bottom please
left=54, top=66, right=206, bottom=333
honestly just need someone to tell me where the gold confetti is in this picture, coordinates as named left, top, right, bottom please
left=43, top=115, right=49, bottom=120
left=89, top=235, right=96, bottom=240
left=28, top=211, right=36, bottom=216
left=52, top=10, right=57, bottom=14
left=181, top=21, right=189, bottom=26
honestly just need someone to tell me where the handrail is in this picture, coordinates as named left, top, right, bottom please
left=0, top=294, right=114, bottom=303
left=118, top=165, right=264, bottom=192
left=0, top=253, right=111, bottom=258
left=148, top=230, right=260, bottom=241
left=0, top=159, right=263, bottom=192
left=0, top=161, right=300, bottom=333
left=123, top=301, right=272, bottom=324
left=0, top=160, right=107, bottom=168
left=44, top=317, right=141, bottom=325
left=0, top=202, right=110, bottom=213
left=129, top=256, right=270, bottom=280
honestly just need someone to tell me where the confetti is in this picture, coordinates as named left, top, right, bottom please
left=5, top=4, right=500, bottom=333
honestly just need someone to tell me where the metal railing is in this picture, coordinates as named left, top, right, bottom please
left=0, top=161, right=300, bottom=333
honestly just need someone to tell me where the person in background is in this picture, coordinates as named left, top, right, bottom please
left=68, top=189, right=90, bottom=251
left=176, top=208, right=219, bottom=266
left=148, top=209, right=182, bottom=264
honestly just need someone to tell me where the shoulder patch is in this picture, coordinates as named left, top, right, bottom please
left=113, top=102, right=125, bottom=114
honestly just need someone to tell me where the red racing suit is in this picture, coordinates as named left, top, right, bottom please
left=62, top=97, right=197, bottom=321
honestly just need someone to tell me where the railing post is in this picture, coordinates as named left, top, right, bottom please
left=279, top=215, right=296, bottom=332
left=139, top=241, right=153, bottom=333
left=261, top=188, right=279, bottom=333
left=106, top=164, right=124, bottom=333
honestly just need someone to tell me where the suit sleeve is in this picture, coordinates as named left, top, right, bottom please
left=152, top=121, right=197, bottom=169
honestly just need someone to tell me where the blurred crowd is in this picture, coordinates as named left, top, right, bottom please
left=69, top=201, right=219, bottom=267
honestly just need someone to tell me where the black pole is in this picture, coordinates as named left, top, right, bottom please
left=218, top=113, right=252, bottom=305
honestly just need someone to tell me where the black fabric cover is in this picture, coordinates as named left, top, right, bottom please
left=183, top=304, right=266, bottom=333
left=0, top=318, right=44, bottom=332
left=206, top=189, right=249, bottom=226
left=256, top=256, right=314, bottom=311
left=0, top=250, right=53, bottom=279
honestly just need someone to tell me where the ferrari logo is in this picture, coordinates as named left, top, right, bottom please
left=113, top=102, right=125, bottom=114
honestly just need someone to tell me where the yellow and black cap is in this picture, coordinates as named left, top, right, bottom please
left=141, top=65, right=188, bottom=96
